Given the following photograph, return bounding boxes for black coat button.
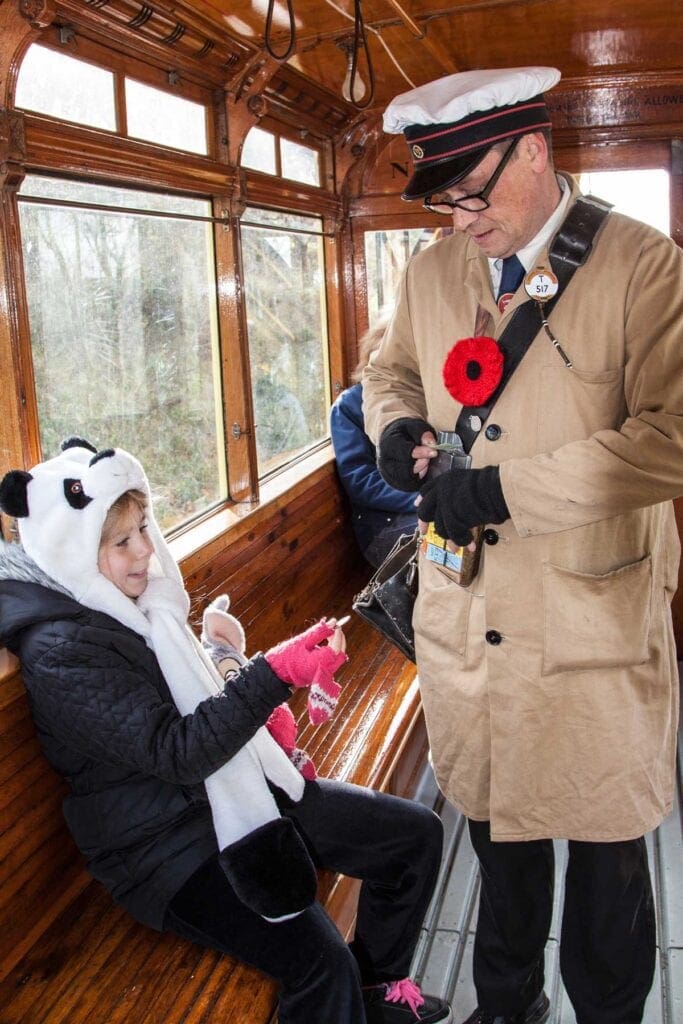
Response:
[486,630,502,645]
[483,529,499,545]
[485,424,502,441]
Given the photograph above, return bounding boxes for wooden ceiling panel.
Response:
[51,0,683,141]
[162,0,682,101]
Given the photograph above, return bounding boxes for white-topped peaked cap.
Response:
[383,67,561,200]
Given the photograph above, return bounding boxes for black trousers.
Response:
[165,779,443,1024]
[468,819,656,1024]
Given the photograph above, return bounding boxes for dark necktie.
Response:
[497,254,525,300]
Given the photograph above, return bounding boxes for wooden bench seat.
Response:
[0,465,426,1024]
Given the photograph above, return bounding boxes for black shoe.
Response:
[460,991,550,1024]
[363,978,452,1023]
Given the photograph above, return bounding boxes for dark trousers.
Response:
[165,779,443,1024]
[468,819,656,1024]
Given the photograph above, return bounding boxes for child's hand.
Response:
[265,704,317,780]
[265,619,348,724]
[265,619,347,686]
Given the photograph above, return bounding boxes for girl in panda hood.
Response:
[0,439,449,1024]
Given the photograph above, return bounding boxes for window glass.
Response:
[18,176,225,531]
[125,78,208,155]
[242,207,323,232]
[364,227,446,325]
[281,138,321,187]
[241,209,330,477]
[242,127,277,175]
[578,170,670,235]
[15,44,116,131]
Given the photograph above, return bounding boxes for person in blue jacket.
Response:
[331,320,417,568]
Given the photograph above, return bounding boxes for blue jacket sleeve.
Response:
[330,384,417,514]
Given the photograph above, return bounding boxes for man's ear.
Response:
[0,470,33,518]
[522,131,550,172]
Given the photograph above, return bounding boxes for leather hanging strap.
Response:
[456,194,612,454]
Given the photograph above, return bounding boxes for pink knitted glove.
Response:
[308,665,342,726]
[265,620,346,688]
[265,619,347,725]
[266,704,318,780]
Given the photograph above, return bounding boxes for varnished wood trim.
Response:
[169,445,335,568]
[243,168,341,219]
[24,112,237,193]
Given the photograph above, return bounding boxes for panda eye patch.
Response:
[63,478,93,510]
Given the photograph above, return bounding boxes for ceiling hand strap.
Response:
[265,0,296,60]
[349,0,375,109]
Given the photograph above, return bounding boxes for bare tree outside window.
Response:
[241,209,330,477]
[18,177,226,531]
[364,227,445,326]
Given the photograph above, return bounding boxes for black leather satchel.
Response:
[352,529,420,662]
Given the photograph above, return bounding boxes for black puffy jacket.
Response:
[0,544,291,929]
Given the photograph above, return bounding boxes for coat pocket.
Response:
[542,555,652,675]
[414,555,472,657]
[539,364,625,452]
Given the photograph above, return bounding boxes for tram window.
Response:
[17,176,226,532]
[242,127,278,175]
[579,169,670,235]
[15,44,116,131]
[364,227,445,326]
[125,78,208,156]
[242,127,321,187]
[241,208,330,478]
[281,138,321,187]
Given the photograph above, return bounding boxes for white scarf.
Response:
[135,574,305,854]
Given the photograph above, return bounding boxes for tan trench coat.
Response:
[362,181,683,842]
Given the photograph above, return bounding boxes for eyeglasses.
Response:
[423,137,519,216]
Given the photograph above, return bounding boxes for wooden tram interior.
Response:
[0,1,681,1021]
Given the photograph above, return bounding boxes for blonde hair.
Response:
[352,316,391,382]
[100,489,147,547]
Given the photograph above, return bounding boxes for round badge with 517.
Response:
[524,267,559,302]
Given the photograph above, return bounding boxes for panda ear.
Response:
[60,436,97,454]
[0,470,33,518]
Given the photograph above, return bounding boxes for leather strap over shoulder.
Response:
[455,194,612,454]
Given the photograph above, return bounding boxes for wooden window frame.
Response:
[16,33,216,156]
[240,115,330,193]
[349,209,444,360]
[8,39,345,556]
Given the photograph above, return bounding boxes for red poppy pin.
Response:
[443,336,504,407]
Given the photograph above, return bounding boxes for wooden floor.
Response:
[411,673,683,1024]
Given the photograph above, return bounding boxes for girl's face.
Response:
[98,503,154,599]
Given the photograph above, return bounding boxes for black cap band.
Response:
[402,95,551,200]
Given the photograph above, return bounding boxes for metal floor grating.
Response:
[410,675,683,1024]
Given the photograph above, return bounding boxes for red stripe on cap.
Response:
[414,122,552,164]
[409,101,548,145]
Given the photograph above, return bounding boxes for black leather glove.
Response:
[377,417,436,492]
[418,466,509,546]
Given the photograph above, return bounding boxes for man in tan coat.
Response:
[363,66,682,1024]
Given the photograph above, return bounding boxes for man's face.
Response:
[435,134,551,259]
